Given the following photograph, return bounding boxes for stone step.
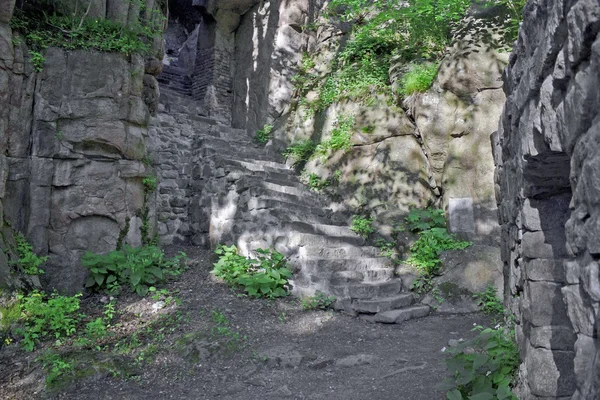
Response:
[373,305,431,324]
[161,64,188,75]
[331,279,403,299]
[296,257,394,273]
[201,140,281,162]
[241,203,334,225]
[287,232,366,248]
[235,176,310,196]
[298,245,382,259]
[219,157,290,172]
[331,268,394,285]
[352,294,415,314]
[249,188,325,209]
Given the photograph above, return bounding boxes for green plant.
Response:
[282,140,316,167]
[405,227,471,275]
[38,350,75,386]
[440,323,519,399]
[12,233,47,275]
[411,274,435,294]
[375,239,396,258]
[84,317,107,340]
[350,215,375,238]
[11,3,165,68]
[473,285,504,317]
[17,291,82,351]
[82,245,187,296]
[30,50,45,72]
[398,62,439,97]
[301,293,336,310]
[405,207,446,232]
[255,124,274,144]
[306,173,331,191]
[315,114,355,155]
[142,176,158,193]
[212,245,292,299]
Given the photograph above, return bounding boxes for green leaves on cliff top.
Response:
[11,6,164,63]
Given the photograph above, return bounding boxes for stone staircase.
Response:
[157,64,193,97]
[152,85,430,324]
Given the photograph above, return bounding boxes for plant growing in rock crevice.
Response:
[11,233,47,276]
[404,208,471,291]
[254,124,274,144]
[350,215,375,238]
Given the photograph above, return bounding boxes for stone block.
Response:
[524,281,571,327]
[524,258,565,282]
[573,334,600,399]
[526,346,576,397]
[352,294,414,314]
[562,285,596,337]
[373,305,430,324]
[522,231,569,259]
[448,197,476,234]
[530,325,576,351]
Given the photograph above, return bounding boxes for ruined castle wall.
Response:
[493,0,600,397]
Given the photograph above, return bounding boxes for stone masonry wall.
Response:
[493,0,600,397]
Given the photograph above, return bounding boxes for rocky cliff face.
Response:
[228,2,509,245]
[0,0,165,293]
[493,0,600,397]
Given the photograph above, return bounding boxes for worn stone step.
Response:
[297,257,394,273]
[331,268,394,285]
[287,232,366,248]
[221,157,290,172]
[235,176,310,196]
[298,245,382,259]
[352,294,415,314]
[374,305,431,324]
[241,203,334,226]
[331,279,403,299]
[201,140,281,162]
[286,221,357,238]
[248,188,325,209]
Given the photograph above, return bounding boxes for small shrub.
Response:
[38,351,75,386]
[440,323,519,399]
[302,293,336,310]
[30,51,45,72]
[82,245,187,296]
[398,63,439,97]
[473,285,504,316]
[315,114,355,155]
[142,176,158,193]
[403,207,471,278]
[405,227,471,276]
[17,291,82,351]
[255,124,274,144]
[12,233,47,276]
[350,215,375,238]
[306,173,331,191]
[282,140,316,167]
[212,245,292,299]
[375,239,396,258]
[405,207,446,232]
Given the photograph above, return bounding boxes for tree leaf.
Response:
[447,390,463,400]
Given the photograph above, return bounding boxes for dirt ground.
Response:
[0,245,491,400]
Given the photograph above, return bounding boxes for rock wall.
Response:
[493,0,600,397]
[249,6,509,242]
[0,0,165,293]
